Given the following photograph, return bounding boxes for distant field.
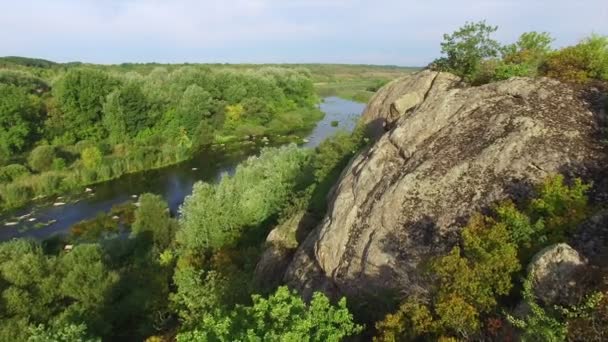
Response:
[305,64,421,103]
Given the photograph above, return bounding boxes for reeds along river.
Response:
[0,97,365,241]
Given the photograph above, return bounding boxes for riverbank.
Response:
[0,97,364,241]
[0,108,324,214]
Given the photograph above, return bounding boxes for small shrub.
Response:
[51,158,66,171]
[28,145,55,172]
[493,62,534,80]
[0,164,30,183]
[543,34,608,83]
[32,173,64,197]
[330,120,339,127]
[0,183,32,207]
[81,147,103,170]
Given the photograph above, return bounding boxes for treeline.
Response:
[0,122,368,341]
[0,63,321,210]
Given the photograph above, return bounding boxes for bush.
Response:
[178,144,311,252]
[28,145,55,172]
[51,158,66,171]
[31,173,64,197]
[81,147,103,170]
[543,34,608,83]
[0,164,30,183]
[0,183,32,207]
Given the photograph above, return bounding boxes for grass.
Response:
[310,65,420,103]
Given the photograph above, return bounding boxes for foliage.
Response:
[564,291,608,341]
[53,68,119,140]
[506,276,567,342]
[176,286,363,342]
[81,147,103,170]
[0,164,30,183]
[502,31,554,72]
[177,144,310,252]
[433,21,501,81]
[28,145,55,172]
[102,81,152,142]
[528,175,590,243]
[132,193,177,251]
[28,323,100,342]
[543,34,608,83]
[0,84,41,161]
[375,175,590,340]
[0,63,326,211]
[0,239,118,340]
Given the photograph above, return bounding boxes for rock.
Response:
[4,222,18,226]
[85,187,93,192]
[28,218,36,222]
[284,72,607,304]
[361,70,460,139]
[53,202,66,207]
[255,211,317,292]
[17,213,32,220]
[528,243,586,306]
[192,167,198,171]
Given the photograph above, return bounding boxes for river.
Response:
[0,97,365,241]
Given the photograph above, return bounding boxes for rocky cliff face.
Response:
[283,70,607,308]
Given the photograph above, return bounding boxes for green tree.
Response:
[53,68,119,140]
[28,323,100,342]
[81,147,103,170]
[502,32,554,63]
[176,286,363,342]
[132,193,177,251]
[174,85,214,144]
[0,84,41,161]
[28,145,55,172]
[434,21,501,81]
[102,81,151,142]
[177,144,310,252]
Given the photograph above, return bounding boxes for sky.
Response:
[0,0,606,66]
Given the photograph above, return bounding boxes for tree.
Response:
[132,193,177,251]
[53,68,119,140]
[177,145,310,252]
[176,286,363,342]
[28,323,100,342]
[102,81,151,142]
[502,32,554,63]
[81,147,103,170]
[434,21,501,80]
[28,145,55,172]
[0,84,41,161]
[174,85,214,141]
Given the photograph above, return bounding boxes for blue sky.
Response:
[1,0,606,66]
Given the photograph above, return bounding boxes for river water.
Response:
[0,97,365,241]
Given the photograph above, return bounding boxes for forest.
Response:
[0,61,324,211]
[0,20,607,342]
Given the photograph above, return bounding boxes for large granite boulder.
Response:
[528,243,586,306]
[284,71,607,306]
